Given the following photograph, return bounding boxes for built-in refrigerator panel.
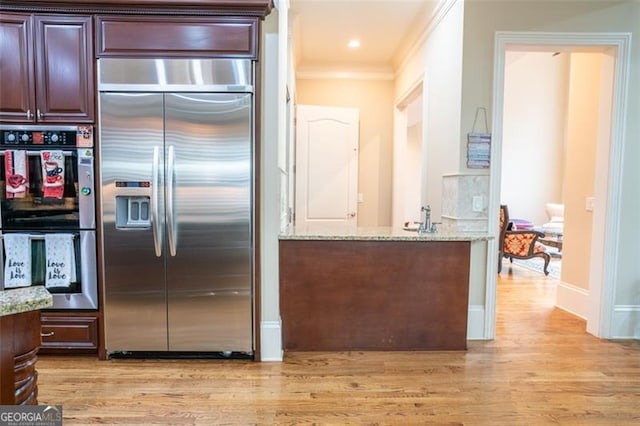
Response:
[99,57,255,355]
[100,92,168,351]
[164,93,252,352]
[98,58,253,92]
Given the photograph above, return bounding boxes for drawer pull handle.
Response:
[41,331,55,337]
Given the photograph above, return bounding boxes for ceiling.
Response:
[290,0,435,75]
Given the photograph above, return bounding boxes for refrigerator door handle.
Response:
[167,145,177,257]
[151,146,162,257]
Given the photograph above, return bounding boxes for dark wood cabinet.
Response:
[1,0,272,358]
[0,310,41,405]
[40,313,99,354]
[0,13,35,123]
[0,13,94,123]
[97,16,258,58]
[34,15,94,123]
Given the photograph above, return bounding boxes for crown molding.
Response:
[394,0,459,79]
[296,68,395,81]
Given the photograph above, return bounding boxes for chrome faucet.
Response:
[415,205,439,234]
[420,205,431,234]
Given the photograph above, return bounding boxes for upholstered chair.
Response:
[498,204,550,275]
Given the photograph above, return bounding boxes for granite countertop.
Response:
[0,286,53,317]
[279,225,492,242]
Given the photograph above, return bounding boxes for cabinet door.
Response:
[34,15,94,123]
[97,16,258,58]
[0,13,36,123]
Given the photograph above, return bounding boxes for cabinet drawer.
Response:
[97,16,258,58]
[40,315,98,353]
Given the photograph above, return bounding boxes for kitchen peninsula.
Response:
[279,226,489,351]
[0,286,52,405]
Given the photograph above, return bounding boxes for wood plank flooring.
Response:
[36,263,640,425]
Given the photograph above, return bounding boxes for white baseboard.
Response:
[611,306,640,339]
[467,305,486,340]
[262,302,630,356]
[555,285,640,339]
[260,320,283,361]
[556,282,589,319]
[261,309,489,360]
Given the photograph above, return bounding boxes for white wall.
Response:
[394,0,464,222]
[260,9,283,361]
[393,93,424,226]
[562,53,604,291]
[404,121,423,223]
[611,7,640,337]
[501,52,568,225]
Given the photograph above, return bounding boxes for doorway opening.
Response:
[487,32,631,340]
[393,80,425,226]
[501,49,613,299]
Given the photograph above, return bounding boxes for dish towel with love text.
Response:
[45,233,76,288]
[3,233,32,288]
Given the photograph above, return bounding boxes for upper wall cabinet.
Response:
[96,16,258,59]
[0,13,94,123]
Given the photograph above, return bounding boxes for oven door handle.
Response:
[151,146,162,257]
[166,145,177,257]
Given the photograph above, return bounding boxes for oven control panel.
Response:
[2,130,76,146]
[0,126,93,148]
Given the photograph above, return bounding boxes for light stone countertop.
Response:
[279,225,492,242]
[0,286,53,317]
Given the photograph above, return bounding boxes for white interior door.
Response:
[295,105,359,229]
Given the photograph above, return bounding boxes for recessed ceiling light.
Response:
[347,39,361,49]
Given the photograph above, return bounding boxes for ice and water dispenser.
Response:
[114,181,152,229]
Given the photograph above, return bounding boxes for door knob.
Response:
[348,212,356,218]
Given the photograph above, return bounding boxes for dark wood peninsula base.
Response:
[0,287,51,405]
[0,310,41,405]
[279,239,471,351]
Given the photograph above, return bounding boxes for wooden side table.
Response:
[538,234,563,256]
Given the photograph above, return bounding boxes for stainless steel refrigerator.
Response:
[98,59,254,355]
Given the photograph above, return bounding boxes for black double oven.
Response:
[0,125,97,309]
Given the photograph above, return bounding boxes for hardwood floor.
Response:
[37,263,640,425]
